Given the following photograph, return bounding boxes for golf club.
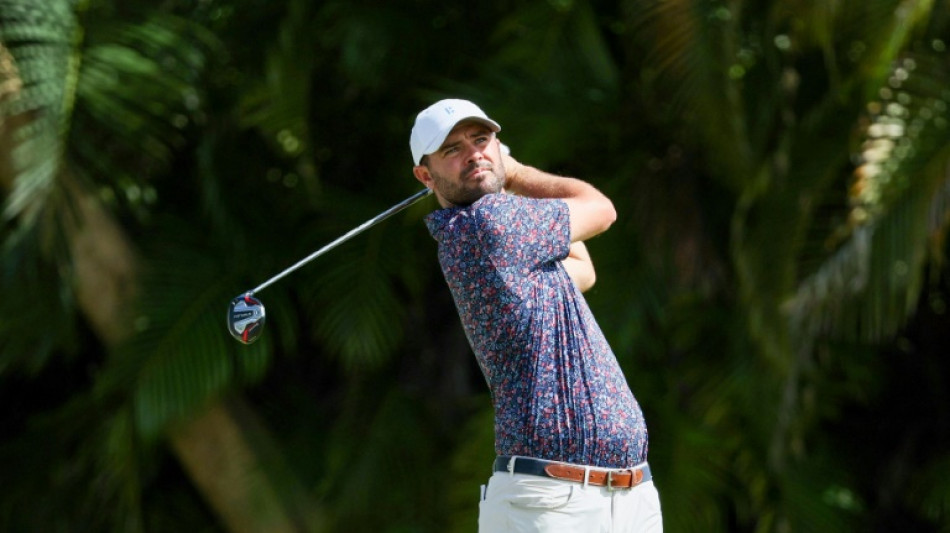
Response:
[227,188,433,344]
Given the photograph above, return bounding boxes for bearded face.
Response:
[413,122,507,208]
[425,156,506,206]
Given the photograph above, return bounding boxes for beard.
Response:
[430,159,506,206]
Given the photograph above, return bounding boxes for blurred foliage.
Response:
[2,0,950,532]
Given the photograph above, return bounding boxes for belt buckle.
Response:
[607,469,640,491]
[606,470,628,492]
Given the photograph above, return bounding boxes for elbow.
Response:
[598,197,617,234]
[568,192,617,241]
[570,264,596,293]
[580,269,596,293]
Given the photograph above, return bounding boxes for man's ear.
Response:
[412,165,433,188]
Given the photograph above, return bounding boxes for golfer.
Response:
[410,99,662,532]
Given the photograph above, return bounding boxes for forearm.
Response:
[502,153,617,242]
[503,155,591,200]
[562,241,596,292]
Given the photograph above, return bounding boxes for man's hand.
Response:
[501,151,525,191]
[499,150,616,243]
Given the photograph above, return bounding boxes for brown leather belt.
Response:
[493,456,652,491]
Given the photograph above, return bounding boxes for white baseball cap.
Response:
[410,99,501,165]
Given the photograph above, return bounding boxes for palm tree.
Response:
[2,0,476,530]
[4,0,949,531]
[0,1,323,530]
[607,0,950,530]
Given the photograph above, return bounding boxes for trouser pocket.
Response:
[506,477,576,510]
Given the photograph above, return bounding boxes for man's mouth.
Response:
[465,163,492,180]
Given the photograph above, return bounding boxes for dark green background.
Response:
[1,0,949,531]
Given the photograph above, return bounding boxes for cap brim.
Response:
[420,116,501,161]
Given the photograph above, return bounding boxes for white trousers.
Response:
[478,471,663,532]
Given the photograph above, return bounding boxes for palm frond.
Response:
[624,0,936,195]
[0,0,78,223]
[489,0,619,88]
[118,238,274,440]
[71,12,219,217]
[623,0,757,189]
[296,196,422,372]
[307,254,406,371]
[1,3,219,221]
[320,385,446,530]
[0,220,78,373]
[237,0,318,194]
[1,3,221,373]
[789,49,950,342]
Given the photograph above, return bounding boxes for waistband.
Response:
[493,455,652,491]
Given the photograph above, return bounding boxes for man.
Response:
[410,99,662,532]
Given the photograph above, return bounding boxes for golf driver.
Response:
[227,188,433,344]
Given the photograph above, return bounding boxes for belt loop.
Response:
[507,456,517,477]
[583,466,591,488]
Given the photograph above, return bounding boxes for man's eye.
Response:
[444,146,459,156]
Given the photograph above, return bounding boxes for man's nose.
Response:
[463,142,485,164]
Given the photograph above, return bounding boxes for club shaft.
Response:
[250,188,432,294]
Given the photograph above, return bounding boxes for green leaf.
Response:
[123,242,272,440]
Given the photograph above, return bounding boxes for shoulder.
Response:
[437,194,512,228]
[426,194,566,237]
[424,196,499,238]
[470,196,570,242]
[478,194,568,227]
[472,193,564,219]
[470,192,514,213]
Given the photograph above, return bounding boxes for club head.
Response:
[227,293,266,344]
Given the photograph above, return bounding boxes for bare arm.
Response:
[502,152,616,242]
[562,241,596,292]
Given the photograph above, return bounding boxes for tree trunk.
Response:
[64,175,321,532]
[2,47,319,531]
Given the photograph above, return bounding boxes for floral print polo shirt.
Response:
[425,193,648,468]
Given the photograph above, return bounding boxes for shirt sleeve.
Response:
[473,194,571,271]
